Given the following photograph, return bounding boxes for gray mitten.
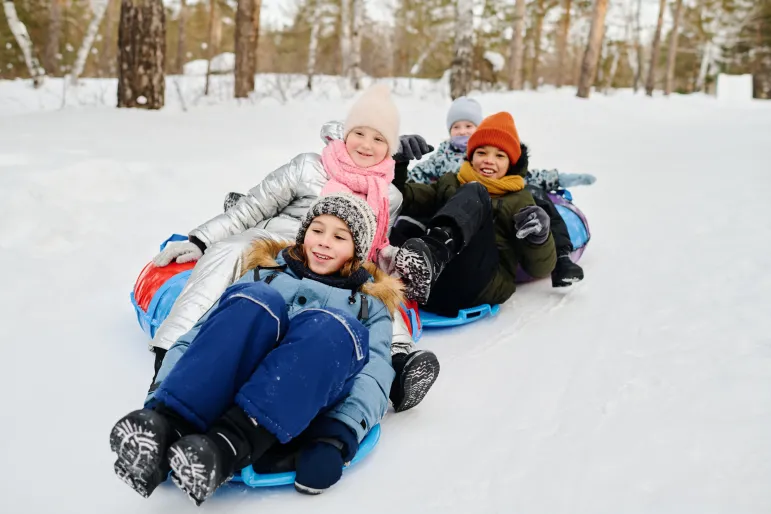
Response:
[514,206,550,245]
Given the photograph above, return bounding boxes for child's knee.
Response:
[294,308,369,361]
[222,281,286,317]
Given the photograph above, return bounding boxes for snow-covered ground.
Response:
[1,77,770,514]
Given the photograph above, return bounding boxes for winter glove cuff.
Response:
[189,236,207,254]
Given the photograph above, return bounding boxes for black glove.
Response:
[393,134,434,163]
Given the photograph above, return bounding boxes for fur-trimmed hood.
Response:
[242,239,404,315]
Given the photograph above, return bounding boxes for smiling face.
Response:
[471,145,511,180]
[345,127,390,168]
[449,121,477,137]
[302,214,356,275]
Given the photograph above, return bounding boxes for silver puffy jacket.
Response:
[152,122,415,354]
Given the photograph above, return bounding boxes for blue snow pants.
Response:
[152,282,370,443]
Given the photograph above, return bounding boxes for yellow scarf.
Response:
[457,161,525,197]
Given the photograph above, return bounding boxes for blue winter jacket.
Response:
[149,240,402,443]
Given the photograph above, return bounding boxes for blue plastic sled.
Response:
[232,424,381,487]
[419,304,501,328]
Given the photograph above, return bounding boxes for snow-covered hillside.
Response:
[1,78,770,514]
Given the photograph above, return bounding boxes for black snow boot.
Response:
[396,226,457,304]
[551,254,584,287]
[110,406,192,498]
[390,350,441,413]
[223,192,244,212]
[168,406,277,506]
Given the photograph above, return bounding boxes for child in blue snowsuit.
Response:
[110,193,403,504]
[398,97,592,287]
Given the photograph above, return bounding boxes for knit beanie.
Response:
[296,193,378,262]
[446,96,483,132]
[344,83,401,156]
[466,112,522,166]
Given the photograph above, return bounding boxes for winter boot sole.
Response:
[294,482,326,495]
[395,239,435,304]
[109,411,169,498]
[394,351,440,413]
[168,435,227,506]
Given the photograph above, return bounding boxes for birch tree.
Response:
[340,0,351,76]
[306,0,323,90]
[576,0,609,98]
[664,0,685,95]
[3,0,46,86]
[70,0,111,84]
[645,0,667,96]
[350,0,363,89]
[450,0,474,99]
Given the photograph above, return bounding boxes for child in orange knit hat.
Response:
[390,112,562,315]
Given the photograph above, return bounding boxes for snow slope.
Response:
[1,80,770,514]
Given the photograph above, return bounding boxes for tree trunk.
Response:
[350,0,363,89]
[117,0,165,109]
[175,0,187,74]
[530,0,545,90]
[450,0,474,99]
[234,0,256,98]
[252,0,261,75]
[576,0,609,99]
[3,0,46,86]
[71,0,111,84]
[306,0,322,90]
[696,40,713,92]
[645,0,666,96]
[507,0,526,90]
[45,0,63,75]
[632,0,643,92]
[555,0,572,88]
[99,0,117,77]
[664,0,684,96]
[339,0,351,76]
[204,0,216,96]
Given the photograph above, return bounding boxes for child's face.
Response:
[345,127,389,168]
[449,121,477,137]
[471,145,510,180]
[303,215,356,275]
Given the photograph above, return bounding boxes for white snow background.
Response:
[1,76,770,514]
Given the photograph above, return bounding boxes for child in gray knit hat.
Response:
[406,97,597,190]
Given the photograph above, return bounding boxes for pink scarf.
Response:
[321,140,394,261]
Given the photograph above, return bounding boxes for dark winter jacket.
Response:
[395,144,557,305]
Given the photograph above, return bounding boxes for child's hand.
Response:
[294,418,359,494]
[393,135,434,163]
[152,241,203,267]
[514,206,550,245]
